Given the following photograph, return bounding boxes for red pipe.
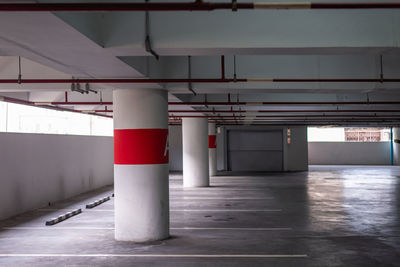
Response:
[1,78,400,84]
[3,95,398,124]
[168,109,400,113]
[38,100,400,106]
[221,56,225,79]
[209,118,400,122]
[1,96,112,119]
[0,78,246,84]
[169,101,400,106]
[168,115,400,118]
[1,2,400,12]
[271,78,400,83]
[100,109,400,114]
[0,2,253,12]
[50,101,113,105]
[311,3,400,9]
[208,122,400,126]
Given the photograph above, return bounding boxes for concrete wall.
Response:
[284,126,309,171]
[168,125,308,172]
[169,125,182,171]
[0,132,113,220]
[308,142,391,165]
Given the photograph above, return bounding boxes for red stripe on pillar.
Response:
[114,129,168,165]
[209,135,217,148]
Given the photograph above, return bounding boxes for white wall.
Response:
[0,132,113,220]
[308,142,391,165]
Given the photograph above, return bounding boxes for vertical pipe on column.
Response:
[113,88,169,242]
[391,127,394,166]
[183,118,209,187]
[208,122,217,176]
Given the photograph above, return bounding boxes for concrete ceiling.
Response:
[1,0,400,126]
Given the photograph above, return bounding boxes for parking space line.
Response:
[0,254,308,258]
[170,197,274,200]
[2,227,292,231]
[38,209,282,212]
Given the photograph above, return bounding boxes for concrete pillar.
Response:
[208,122,217,176]
[182,118,209,187]
[393,127,400,165]
[113,88,169,242]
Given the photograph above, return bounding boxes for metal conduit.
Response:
[167,115,400,118]
[169,101,400,105]
[167,109,400,113]
[92,109,400,114]
[0,2,400,12]
[207,119,400,123]
[35,101,400,106]
[2,96,399,124]
[0,96,112,119]
[1,78,400,84]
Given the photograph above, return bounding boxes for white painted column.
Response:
[113,88,169,242]
[208,122,217,176]
[182,118,209,187]
[393,127,400,165]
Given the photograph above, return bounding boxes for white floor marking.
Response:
[2,227,114,230]
[171,227,291,231]
[0,254,308,258]
[171,209,282,212]
[169,197,273,200]
[38,209,282,212]
[173,189,268,191]
[2,227,292,231]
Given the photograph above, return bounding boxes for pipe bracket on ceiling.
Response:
[232,0,238,11]
[17,56,22,84]
[145,0,159,60]
[188,56,196,95]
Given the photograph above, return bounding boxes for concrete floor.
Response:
[0,165,399,266]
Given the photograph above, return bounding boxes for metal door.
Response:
[228,130,283,171]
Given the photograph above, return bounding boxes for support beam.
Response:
[113,88,169,242]
[182,118,209,187]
